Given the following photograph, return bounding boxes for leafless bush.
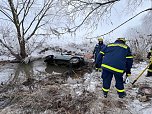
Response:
[0,79,97,114]
[126,27,152,62]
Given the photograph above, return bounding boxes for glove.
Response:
[96,68,102,72]
[95,64,100,68]
[95,64,102,72]
[126,70,131,77]
[126,73,131,77]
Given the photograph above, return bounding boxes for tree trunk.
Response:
[20,40,27,59]
[8,0,27,60]
[17,32,27,59]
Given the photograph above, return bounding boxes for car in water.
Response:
[44,53,86,69]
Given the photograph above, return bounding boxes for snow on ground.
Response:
[0,41,152,113]
[83,62,152,114]
[127,62,152,114]
[0,60,152,113]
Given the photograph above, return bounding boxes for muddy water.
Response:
[0,60,96,114]
[0,60,73,84]
[45,64,69,74]
[0,60,136,114]
[0,62,17,84]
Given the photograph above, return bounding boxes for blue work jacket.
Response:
[93,43,106,62]
[96,40,133,74]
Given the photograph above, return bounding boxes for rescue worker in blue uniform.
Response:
[96,38,133,98]
[93,37,106,70]
[146,46,152,77]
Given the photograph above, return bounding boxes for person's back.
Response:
[96,38,133,98]
[101,40,132,73]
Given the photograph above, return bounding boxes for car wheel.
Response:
[44,55,54,63]
[69,57,80,65]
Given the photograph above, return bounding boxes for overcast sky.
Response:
[56,0,152,44]
[91,0,152,42]
[0,0,151,45]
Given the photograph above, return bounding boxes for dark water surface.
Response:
[0,60,72,84]
[0,60,85,84]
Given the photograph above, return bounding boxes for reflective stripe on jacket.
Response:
[96,40,133,74]
[93,43,106,55]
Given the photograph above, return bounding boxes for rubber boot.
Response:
[118,92,126,98]
[103,91,108,98]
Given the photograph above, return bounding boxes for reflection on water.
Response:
[9,63,34,84]
[0,60,87,85]
[0,63,16,84]
[0,60,46,84]
[45,64,69,74]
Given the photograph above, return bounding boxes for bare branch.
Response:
[73,0,120,5]
[17,0,29,16]
[19,0,35,38]
[26,0,54,40]
[99,8,152,37]
[68,0,119,32]
[70,4,101,32]
[0,8,14,22]
[8,0,21,35]
[86,8,152,39]
[0,39,20,59]
[0,17,12,22]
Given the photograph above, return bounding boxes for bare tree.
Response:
[0,0,123,61]
[0,0,151,61]
[0,0,55,60]
[0,24,20,59]
[124,0,152,61]
[44,0,121,37]
[57,0,120,33]
[126,27,152,62]
[49,0,150,38]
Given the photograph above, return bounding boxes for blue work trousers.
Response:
[101,69,124,95]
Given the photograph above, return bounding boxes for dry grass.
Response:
[0,74,97,114]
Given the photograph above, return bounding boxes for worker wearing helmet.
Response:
[93,37,106,63]
[96,38,133,98]
[146,46,152,77]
